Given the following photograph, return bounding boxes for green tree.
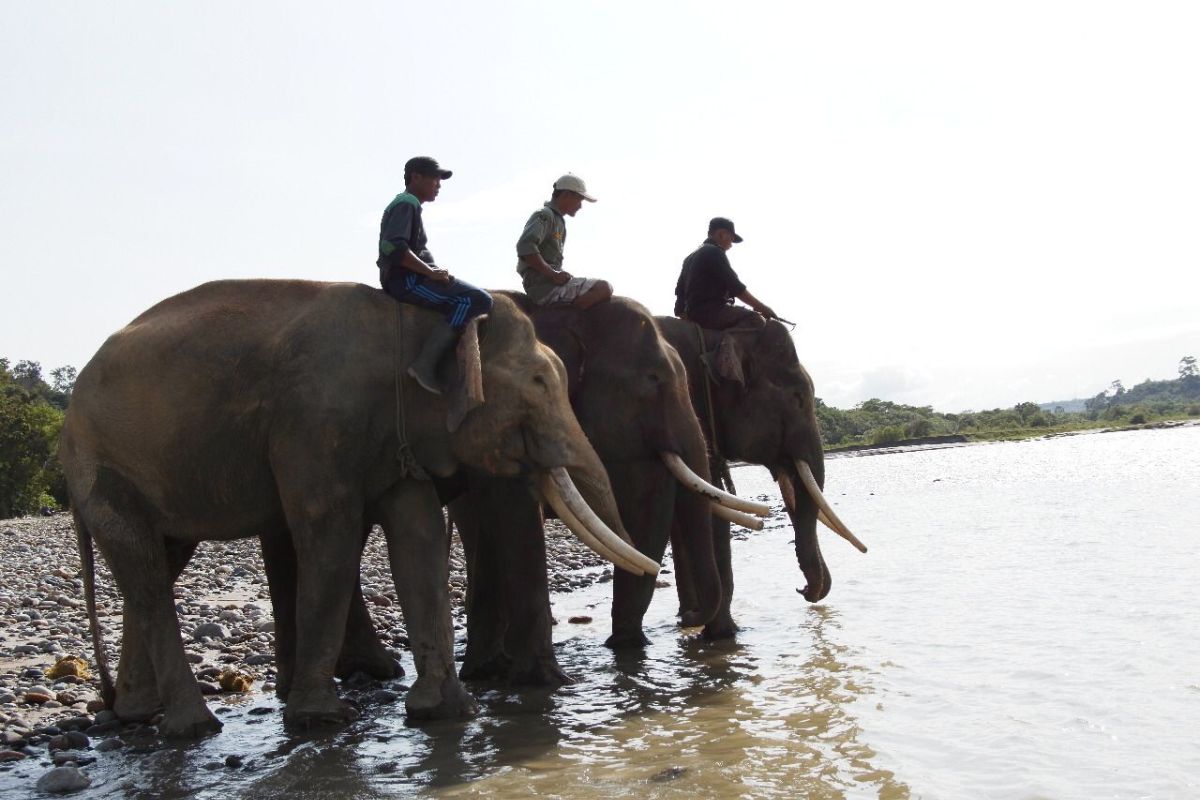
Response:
[1180,355,1198,380]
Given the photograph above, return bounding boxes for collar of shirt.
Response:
[544,201,565,220]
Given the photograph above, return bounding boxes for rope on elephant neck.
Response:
[692,322,735,494]
[393,303,429,481]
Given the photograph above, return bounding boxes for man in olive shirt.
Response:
[515,174,612,309]
[674,217,776,330]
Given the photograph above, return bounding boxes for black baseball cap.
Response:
[404,156,453,180]
[709,217,743,243]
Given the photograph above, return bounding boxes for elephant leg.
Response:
[702,516,739,640]
[259,529,298,700]
[380,479,478,720]
[337,568,405,682]
[82,482,219,738]
[670,523,699,620]
[113,538,197,719]
[277,499,363,728]
[457,475,567,686]
[454,489,512,682]
[605,462,675,650]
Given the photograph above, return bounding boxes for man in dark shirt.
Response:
[674,217,775,330]
[378,156,493,394]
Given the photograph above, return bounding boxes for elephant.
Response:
[655,316,867,639]
[58,279,656,738]
[447,295,766,685]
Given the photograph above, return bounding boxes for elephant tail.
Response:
[72,507,115,708]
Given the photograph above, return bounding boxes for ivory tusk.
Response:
[711,502,764,531]
[547,468,661,575]
[781,471,846,535]
[541,477,647,576]
[795,460,868,553]
[660,452,770,516]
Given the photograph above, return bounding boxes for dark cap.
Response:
[708,217,743,243]
[404,156,453,180]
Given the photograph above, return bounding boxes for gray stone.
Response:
[193,622,229,640]
[36,765,91,793]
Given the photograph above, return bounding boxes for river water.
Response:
[25,426,1200,798]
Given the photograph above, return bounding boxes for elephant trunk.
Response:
[778,465,832,603]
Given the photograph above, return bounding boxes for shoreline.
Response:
[0,515,608,791]
[823,418,1199,459]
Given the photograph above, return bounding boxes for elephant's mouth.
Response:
[778,460,867,603]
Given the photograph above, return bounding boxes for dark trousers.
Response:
[383,269,493,330]
[686,304,765,332]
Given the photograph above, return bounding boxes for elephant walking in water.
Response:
[58,280,654,737]
[449,296,767,685]
[656,317,867,639]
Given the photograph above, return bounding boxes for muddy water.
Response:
[45,426,1200,798]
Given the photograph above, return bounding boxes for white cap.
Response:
[553,174,597,202]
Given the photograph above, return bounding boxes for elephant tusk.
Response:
[711,502,764,531]
[795,460,868,554]
[542,479,648,576]
[660,452,770,516]
[544,468,661,576]
[780,472,840,534]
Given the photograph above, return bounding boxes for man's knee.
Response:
[475,289,494,315]
[575,280,613,309]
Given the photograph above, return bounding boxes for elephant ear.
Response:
[446,315,486,432]
[713,332,747,386]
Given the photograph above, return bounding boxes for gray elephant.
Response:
[449,296,764,685]
[656,317,866,639]
[58,280,654,738]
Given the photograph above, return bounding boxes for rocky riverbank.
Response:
[0,513,610,794]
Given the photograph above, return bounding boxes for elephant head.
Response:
[657,316,864,616]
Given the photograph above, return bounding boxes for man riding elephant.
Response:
[674,217,776,330]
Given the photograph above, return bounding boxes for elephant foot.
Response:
[459,652,511,683]
[702,613,739,641]
[678,609,709,628]
[604,630,651,649]
[284,684,360,730]
[158,703,222,739]
[506,658,573,688]
[337,637,405,682]
[405,675,479,721]
[113,686,162,722]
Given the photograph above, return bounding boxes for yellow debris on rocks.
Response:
[219,669,254,693]
[45,655,90,680]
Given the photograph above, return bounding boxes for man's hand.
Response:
[758,304,777,320]
[553,270,572,286]
[429,267,453,284]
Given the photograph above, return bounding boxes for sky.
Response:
[2,1,1197,412]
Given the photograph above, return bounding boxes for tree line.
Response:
[817,356,1200,448]
[2,355,1197,517]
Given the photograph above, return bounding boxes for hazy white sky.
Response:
[3,1,1197,411]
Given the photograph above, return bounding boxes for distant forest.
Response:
[817,356,1200,448]
[2,355,1198,517]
